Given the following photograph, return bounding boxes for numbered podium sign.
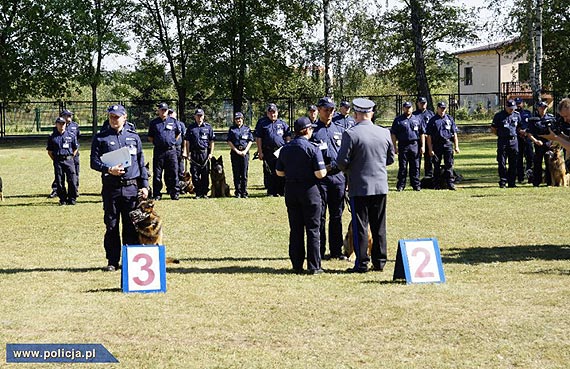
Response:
[393,238,445,284]
[122,245,167,293]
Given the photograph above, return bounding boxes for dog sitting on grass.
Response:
[210,156,230,197]
[546,143,569,187]
[129,197,180,264]
[342,220,373,259]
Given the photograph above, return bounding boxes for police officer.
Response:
[90,105,149,271]
[49,109,81,198]
[426,102,460,190]
[185,108,215,198]
[148,102,181,200]
[391,101,422,191]
[335,98,394,273]
[491,99,521,188]
[332,100,356,127]
[276,117,327,275]
[412,97,435,177]
[227,112,254,198]
[255,103,291,197]
[307,105,318,125]
[515,97,534,183]
[540,98,570,152]
[311,96,350,260]
[47,117,79,205]
[169,109,187,183]
[100,115,136,132]
[526,101,554,187]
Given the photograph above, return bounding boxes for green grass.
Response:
[0,135,569,369]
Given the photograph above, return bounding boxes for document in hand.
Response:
[100,146,132,168]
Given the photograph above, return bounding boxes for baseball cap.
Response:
[403,101,412,108]
[340,101,351,108]
[352,98,375,113]
[194,108,204,115]
[514,97,523,104]
[234,112,244,119]
[294,116,317,132]
[54,117,65,124]
[417,97,427,103]
[437,101,447,108]
[317,97,335,108]
[266,103,278,112]
[157,102,169,110]
[537,101,548,108]
[506,99,516,108]
[308,105,317,111]
[61,109,73,116]
[107,105,126,116]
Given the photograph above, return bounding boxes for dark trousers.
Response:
[517,136,534,182]
[433,141,455,188]
[317,173,345,257]
[153,148,179,197]
[396,142,421,189]
[101,183,139,266]
[51,153,80,192]
[263,150,285,196]
[190,150,210,196]
[230,151,249,196]
[533,143,552,186]
[422,150,433,177]
[285,183,322,271]
[54,158,78,203]
[350,195,387,271]
[497,137,519,187]
[176,145,184,181]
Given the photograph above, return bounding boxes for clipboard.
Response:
[100,146,132,168]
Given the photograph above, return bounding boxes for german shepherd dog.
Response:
[342,220,373,259]
[179,170,195,195]
[0,176,3,201]
[210,156,231,197]
[129,197,180,264]
[546,143,570,187]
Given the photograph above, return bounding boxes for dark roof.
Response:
[452,39,518,56]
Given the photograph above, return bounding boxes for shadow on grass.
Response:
[442,244,570,264]
[167,265,294,274]
[178,256,289,262]
[84,287,122,293]
[0,267,103,274]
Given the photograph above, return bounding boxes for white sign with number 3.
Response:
[122,245,166,293]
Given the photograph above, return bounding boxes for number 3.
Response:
[132,253,155,286]
[412,247,435,278]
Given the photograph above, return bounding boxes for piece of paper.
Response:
[100,146,131,168]
[273,146,282,158]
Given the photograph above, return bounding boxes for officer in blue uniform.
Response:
[307,105,318,125]
[90,105,149,271]
[100,117,136,132]
[169,109,187,183]
[310,96,350,260]
[391,101,422,191]
[412,97,435,177]
[185,108,215,198]
[227,112,254,198]
[255,103,291,196]
[47,117,79,205]
[332,100,356,127]
[148,102,181,200]
[526,101,554,187]
[426,102,460,190]
[49,109,81,198]
[491,99,521,188]
[276,117,327,275]
[515,98,534,183]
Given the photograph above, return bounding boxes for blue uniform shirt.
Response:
[66,121,81,139]
[332,112,356,128]
[227,124,254,150]
[413,109,435,133]
[492,110,521,138]
[310,119,348,166]
[185,122,215,152]
[175,119,186,147]
[254,117,290,150]
[517,109,532,130]
[90,127,149,187]
[276,136,325,183]
[426,114,458,143]
[148,116,181,150]
[47,129,78,156]
[527,113,555,143]
[390,114,422,144]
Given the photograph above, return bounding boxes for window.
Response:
[518,63,529,82]
[464,67,473,86]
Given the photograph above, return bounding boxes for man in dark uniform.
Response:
[276,117,327,275]
[227,112,254,198]
[47,117,79,205]
[185,108,215,198]
[491,99,521,188]
[148,102,181,200]
[90,105,149,271]
[426,102,460,190]
[49,109,81,198]
[307,105,318,125]
[412,97,435,177]
[311,97,350,260]
[169,108,186,183]
[526,101,554,187]
[391,101,422,191]
[336,98,394,273]
[332,100,356,127]
[515,97,534,183]
[255,103,291,197]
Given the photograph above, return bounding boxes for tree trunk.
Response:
[323,0,333,97]
[533,0,543,105]
[91,82,98,134]
[527,0,536,104]
[410,0,432,110]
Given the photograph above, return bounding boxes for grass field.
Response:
[0,134,569,368]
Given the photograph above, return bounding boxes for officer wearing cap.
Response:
[48,109,81,198]
[100,109,136,132]
[426,102,460,190]
[310,96,350,260]
[332,100,356,127]
[526,101,554,187]
[307,105,318,125]
[168,109,187,183]
[515,98,534,183]
[539,98,570,153]
[276,117,327,275]
[227,112,254,198]
[336,98,394,273]
[148,102,181,200]
[391,101,422,191]
[491,99,521,188]
[90,104,149,271]
[185,108,215,198]
[412,97,435,177]
[47,117,79,205]
[255,103,291,196]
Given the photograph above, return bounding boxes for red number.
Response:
[412,247,435,278]
[132,253,155,286]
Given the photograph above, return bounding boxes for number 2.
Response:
[132,253,155,286]
[412,247,435,278]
